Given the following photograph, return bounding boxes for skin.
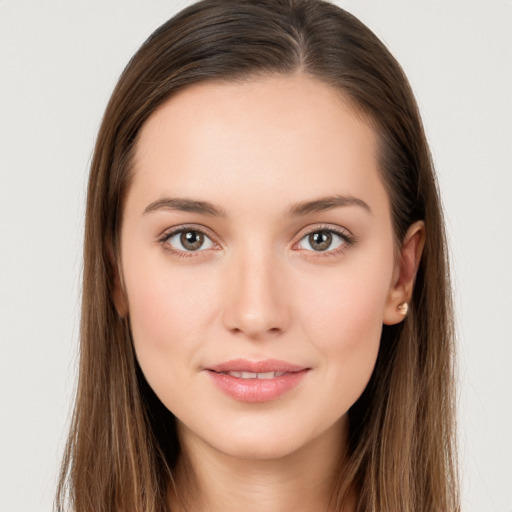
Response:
[114,73,424,512]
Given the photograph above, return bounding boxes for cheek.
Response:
[294,261,392,406]
[129,279,205,344]
[296,254,391,341]
[124,259,219,398]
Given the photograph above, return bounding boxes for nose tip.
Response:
[228,311,283,338]
[221,254,290,339]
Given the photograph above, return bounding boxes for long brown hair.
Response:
[56,1,458,510]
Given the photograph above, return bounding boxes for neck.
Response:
[167,417,356,512]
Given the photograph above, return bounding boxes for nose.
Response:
[221,247,291,339]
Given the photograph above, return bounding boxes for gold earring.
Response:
[397,302,408,316]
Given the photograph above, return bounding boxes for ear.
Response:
[108,242,129,318]
[383,220,425,325]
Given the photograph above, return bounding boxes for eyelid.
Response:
[294,223,353,241]
[159,223,217,240]
[158,224,221,257]
[292,223,355,256]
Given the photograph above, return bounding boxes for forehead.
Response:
[129,73,387,217]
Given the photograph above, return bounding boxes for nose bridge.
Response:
[222,241,290,338]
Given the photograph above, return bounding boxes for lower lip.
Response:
[206,370,309,402]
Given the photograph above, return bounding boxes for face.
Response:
[117,74,409,461]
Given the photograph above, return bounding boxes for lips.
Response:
[220,370,287,379]
[205,359,310,402]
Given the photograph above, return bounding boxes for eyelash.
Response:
[158,224,356,260]
[295,224,355,258]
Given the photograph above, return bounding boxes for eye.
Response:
[295,226,353,255]
[161,227,216,255]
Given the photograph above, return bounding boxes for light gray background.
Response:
[1,1,511,511]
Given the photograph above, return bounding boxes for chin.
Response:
[179,415,314,461]
[211,432,307,461]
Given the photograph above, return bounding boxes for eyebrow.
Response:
[144,197,228,217]
[143,194,371,217]
[287,194,372,216]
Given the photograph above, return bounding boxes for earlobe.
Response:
[383,221,425,325]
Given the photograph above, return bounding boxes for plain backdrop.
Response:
[0,1,511,511]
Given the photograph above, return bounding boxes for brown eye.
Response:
[180,230,204,251]
[308,231,332,251]
[163,229,215,253]
[296,228,349,253]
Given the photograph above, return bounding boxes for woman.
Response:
[56,0,458,510]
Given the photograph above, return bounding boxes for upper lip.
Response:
[206,358,309,373]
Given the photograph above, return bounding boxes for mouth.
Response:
[205,359,310,402]
[206,358,308,374]
[215,370,288,379]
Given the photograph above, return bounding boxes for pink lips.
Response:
[205,358,310,402]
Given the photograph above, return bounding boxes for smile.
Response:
[205,359,310,402]
[218,371,287,379]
